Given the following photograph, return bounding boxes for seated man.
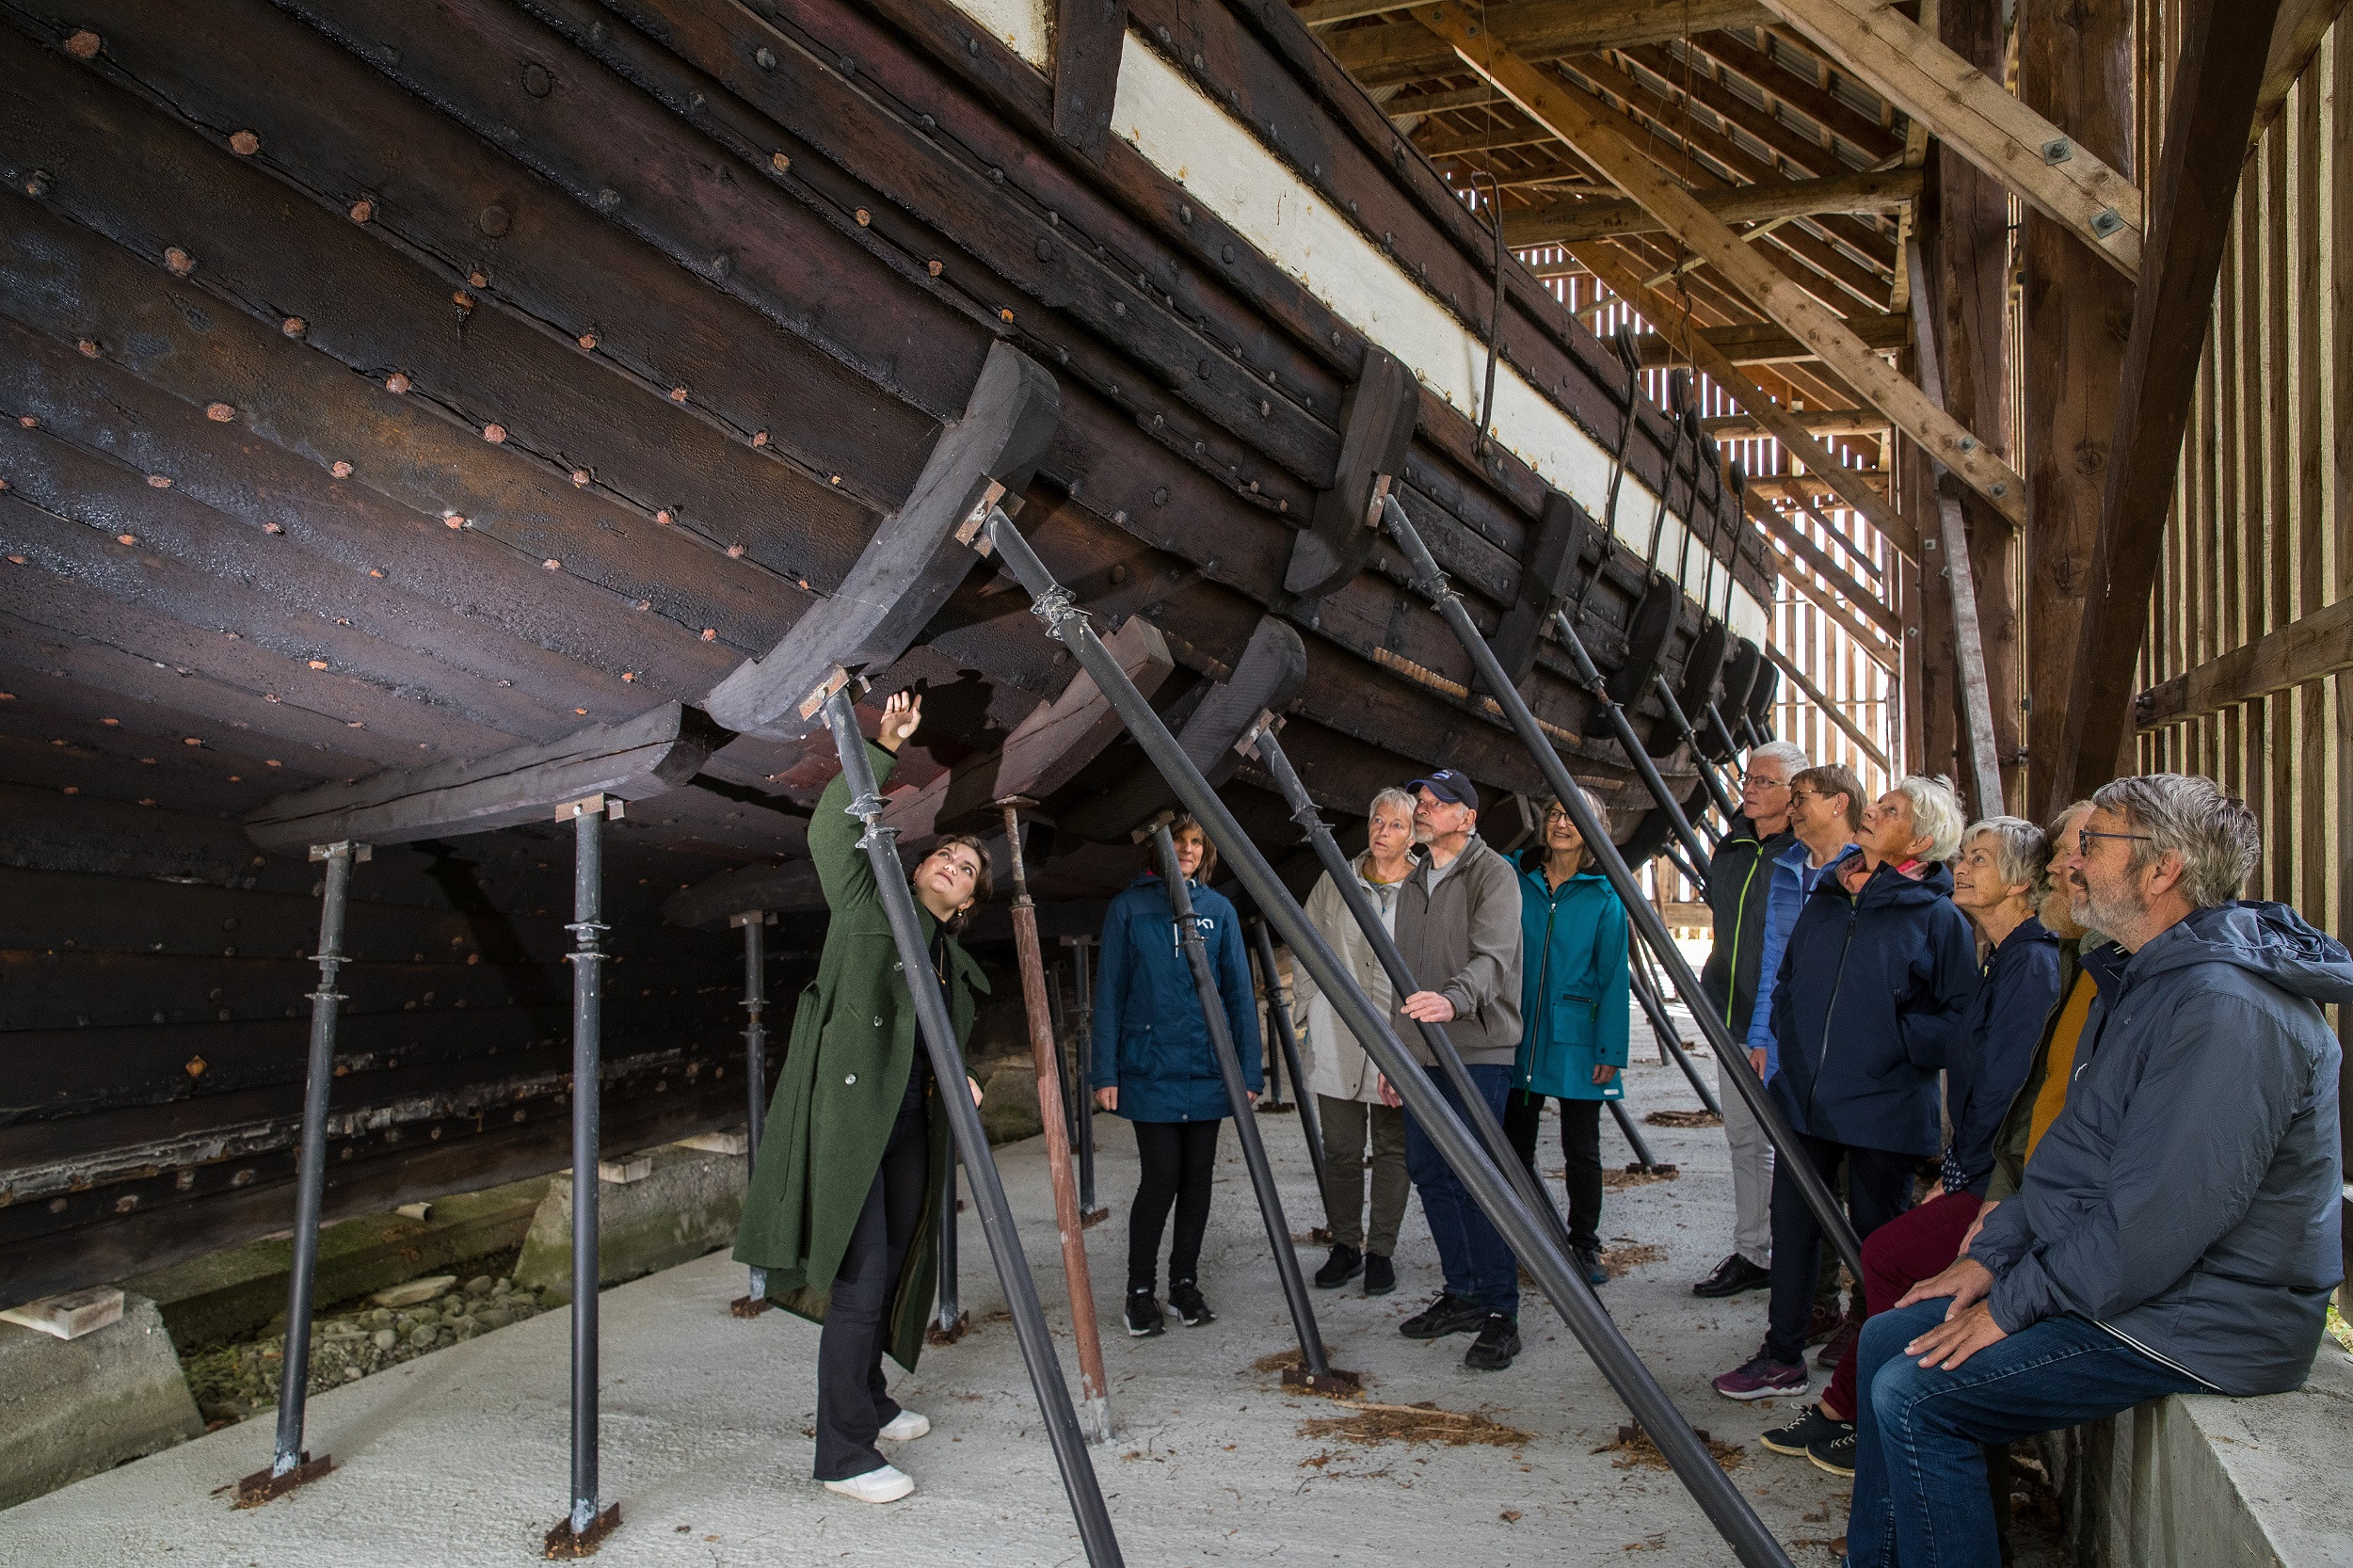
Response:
[1845,775,2349,1568]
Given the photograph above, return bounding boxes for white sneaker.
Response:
[877,1409,931,1442]
[823,1464,914,1504]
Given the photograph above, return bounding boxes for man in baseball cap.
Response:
[1403,769,1480,813]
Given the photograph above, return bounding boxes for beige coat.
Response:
[1291,851,1406,1104]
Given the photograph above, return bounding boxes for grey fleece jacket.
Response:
[1389,834,1524,1067]
[1969,900,2349,1396]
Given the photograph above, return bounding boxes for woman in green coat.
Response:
[732,690,991,1506]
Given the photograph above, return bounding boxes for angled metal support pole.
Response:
[1246,920,1326,1198]
[235,838,368,1507]
[1651,674,1740,826]
[1147,822,1354,1394]
[980,505,1795,1568]
[1706,700,1750,766]
[1605,1099,1671,1174]
[815,681,1124,1568]
[933,1148,967,1343]
[1548,612,1711,872]
[1628,946,1725,1117]
[1382,494,1861,1286]
[1062,935,1106,1224]
[1244,722,1573,1258]
[730,909,774,1317]
[547,793,620,1557]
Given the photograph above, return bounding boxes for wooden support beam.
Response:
[246,703,730,854]
[1766,645,1891,771]
[1571,246,1922,558]
[1505,168,1919,246]
[1751,504,1901,635]
[1760,539,1901,669]
[1633,314,1913,366]
[1746,471,1890,503]
[1705,408,1887,440]
[2135,595,2353,729]
[1751,0,2144,279]
[1051,0,1127,163]
[2251,0,2350,145]
[1330,0,1777,86]
[2055,0,2282,807]
[1423,11,2028,525]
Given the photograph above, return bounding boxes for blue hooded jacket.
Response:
[1089,873,1262,1123]
[1941,914,2063,1195]
[1743,837,1856,1079]
[1971,901,2348,1396]
[1767,851,1978,1156]
[1513,851,1630,1101]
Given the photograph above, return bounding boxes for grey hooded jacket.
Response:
[1390,834,1524,1068]
[1969,901,2348,1396]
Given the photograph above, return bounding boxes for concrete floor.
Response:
[2,1049,1924,1567]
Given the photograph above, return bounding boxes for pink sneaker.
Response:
[1713,1348,1810,1401]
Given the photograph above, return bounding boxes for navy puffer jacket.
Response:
[1767,852,1978,1156]
[1089,873,1262,1123]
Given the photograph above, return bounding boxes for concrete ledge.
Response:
[2049,1343,2353,1566]
[513,1143,748,1300]
[0,1293,202,1511]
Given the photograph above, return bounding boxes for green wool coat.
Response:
[731,743,989,1372]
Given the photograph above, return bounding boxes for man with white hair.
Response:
[1690,738,1811,1300]
[1843,775,2348,1567]
[1713,776,1977,1400]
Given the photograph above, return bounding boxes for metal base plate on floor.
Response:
[1257,1099,1295,1114]
[543,1502,622,1558]
[1080,1208,1110,1227]
[1624,1161,1679,1176]
[926,1310,970,1347]
[233,1451,334,1508]
[728,1294,773,1319]
[1281,1367,1364,1395]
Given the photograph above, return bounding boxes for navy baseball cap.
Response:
[1404,770,1480,811]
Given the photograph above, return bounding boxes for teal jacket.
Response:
[1513,851,1630,1101]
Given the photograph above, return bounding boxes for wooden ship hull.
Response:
[0,0,1774,1305]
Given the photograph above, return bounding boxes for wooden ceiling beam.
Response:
[1629,313,1911,365]
[1750,0,2143,278]
[2250,0,2351,145]
[1706,407,1887,439]
[1420,8,2022,524]
[1329,0,1777,86]
[1504,167,1918,244]
[1687,29,1900,155]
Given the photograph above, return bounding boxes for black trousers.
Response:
[813,1082,929,1481]
[1127,1119,1221,1292]
[1764,1130,1913,1365]
[1503,1089,1605,1251]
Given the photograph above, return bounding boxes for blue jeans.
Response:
[1847,1301,2201,1567]
[1401,1063,1517,1318]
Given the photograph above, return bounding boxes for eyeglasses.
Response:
[1787,789,1821,806]
[2077,829,2154,856]
[1543,807,1577,824]
[1740,775,1790,791]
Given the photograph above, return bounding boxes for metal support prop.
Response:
[548,795,619,1556]
[236,839,368,1507]
[816,685,1124,1568]
[1549,611,1711,872]
[1258,975,1289,1109]
[1149,824,1353,1394]
[1245,725,1572,1258]
[1380,493,1863,1286]
[1705,701,1749,767]
[1628,947,1725,1118]
[1605,1098,1670,1173]
[980,504,1794,1568]
[1246,920,1326,1198]
[1062,935,1105,1223]
[934,1146,967,1343]
[1651,674,1740,825]
[731,911,774,1316]
[1000,801,1113,1443]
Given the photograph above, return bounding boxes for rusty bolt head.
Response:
[569,468,589,486]
[483,422,506,443]
[138,797,156,808]
[102,717,120,726]
[926,259,943,277]
[655,508,673,524]
[385,372,410,393]
[346,720,364,728]
[66,29,100,58]
[62,785,79,795]
[330,460,352,478]
[751,429,769,447]
[117,533,137,545]
[443,514,466,529]
[265,759,281,766]
[725,542,745,558]
[828,474,841,486]
[206,402,234,422]
[634,599,651,611]
[999,308,1014,323]
[620,671,637,682]
[368,567,383,577]
[16,416,34,428]
[349,198,374,223]
[263,694,280,703]
[183,736,201,746]
[699,627,717,641]
[24,170,51,197]
[281,316,305,337]
[542,557,561,570]
[230,130,260,155]
[771,152,792,173]
[146,475,171,488]
[77,339,100,358]
[164,247,194,275]
[669,387,688,403]
[469,271,488,289]
[453,290,474,310]
[307,659,329,670]
[264,522,285,535]
[855,207,872,227]
[572,707,587,715]
[755,46,776,69]
[577,330,599,350]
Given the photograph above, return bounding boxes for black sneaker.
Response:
[1807,1427,1858,1477]
[1314,1243,1364,1289]
[1573,1244,1610,1287]
[1398,1292,1486,1339]
[1691,1253,1771,1298]
[1463,1313,1521,1370]
[1363,1253,1397,1296]
[1760,1402,1853,1458]
[1168,1279,1215,1326]
[1124,1289,1164,1337]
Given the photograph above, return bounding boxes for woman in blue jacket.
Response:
[1503,789,1629,1288]
[1090,817,1262,1337]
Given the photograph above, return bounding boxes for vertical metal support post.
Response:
[1000,801,1112,1442]
[1378,492,1862,1282]
[546,794,619,1557]
[934,1148,966,1342]
[813,683,1123,1567]
[1628,947,1725,1117]
[1246,920,1325,1197]
[730,910,774,1317]
[979,505,1793,1568]
[1062,935,1105,1223]
[1258,985,1288,1109]
[235,839,367,1507]
[1148,824,1352,1393]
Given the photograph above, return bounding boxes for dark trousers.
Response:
[1402,1063,1518,1318]
[1502,1089,1605,1251]
[812,1087,928,1481]
[1822,1189,1981,1420]
[1764,1131,1913,1365]
[1128,1119,1221,1291]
